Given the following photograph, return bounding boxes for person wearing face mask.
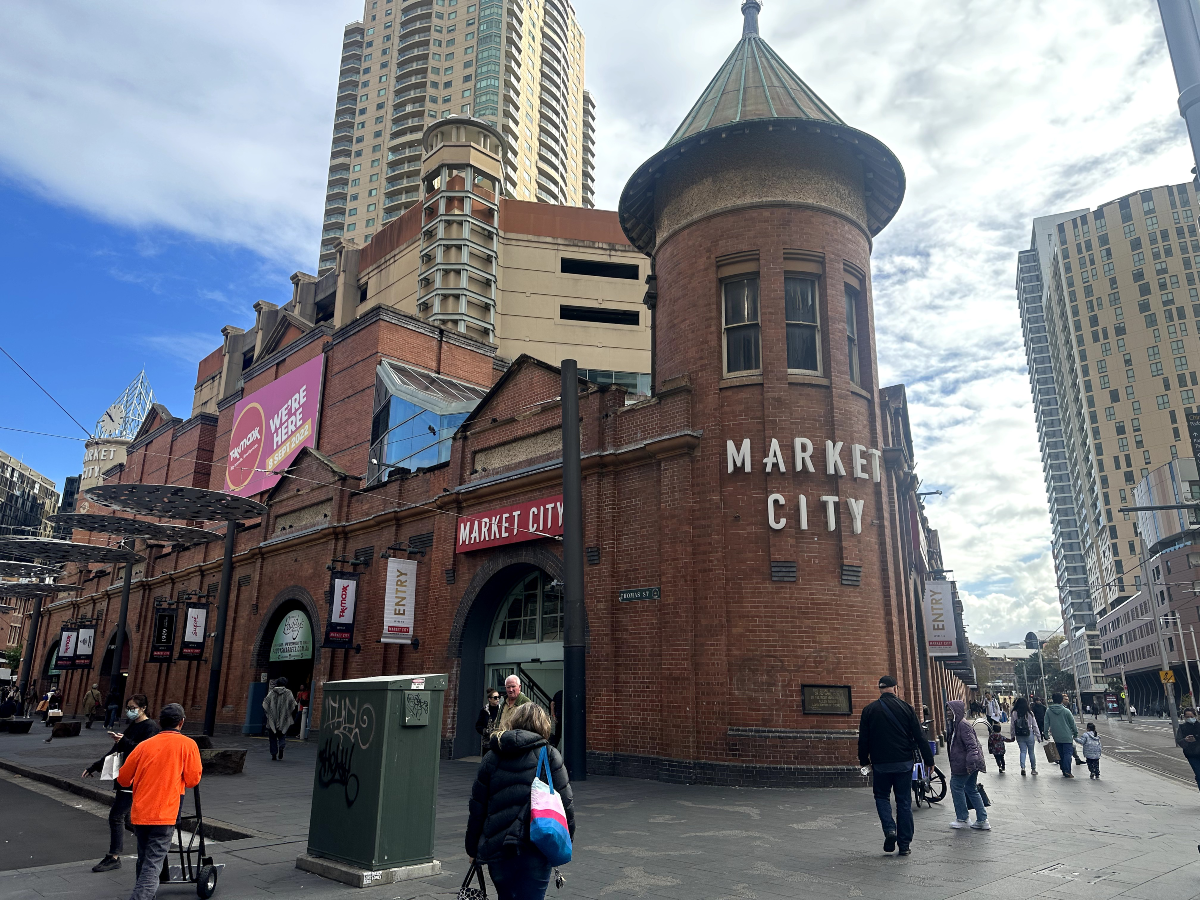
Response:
[1176,706,1200,791]
[82,693,161,873]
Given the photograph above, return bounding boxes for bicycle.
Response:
[912,761,947,807]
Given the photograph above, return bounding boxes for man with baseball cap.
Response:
[116,703,202,900]
[858,676,934,856]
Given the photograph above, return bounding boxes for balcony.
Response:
[325,198,347,210]
[323,213,346,224]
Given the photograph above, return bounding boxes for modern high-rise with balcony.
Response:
[318,0,593,274]
[1018,182,1200,696]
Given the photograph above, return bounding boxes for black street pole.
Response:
[203,522,237,737]
[16,595,43,700]
[109,560,134,703]
[561,359,587,781]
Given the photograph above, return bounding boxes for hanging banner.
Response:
[148,608,177,663]
[224,354,324,498]
[73,627,96,670]
[322,572,359,649]
[382,557,417,644]
[922,581,959,657]
[57,628,78,669]
[271,610,313,661]
[455,495,564,553]
[178,603,208,660]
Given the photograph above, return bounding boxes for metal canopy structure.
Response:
[85,485,267,522]
[95,369,155,440]
[0,583,82,598]
[49,514,222,546]
[0,538,142,565]
[0,560,60,578]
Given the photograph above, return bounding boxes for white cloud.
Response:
[1,0,1195,642]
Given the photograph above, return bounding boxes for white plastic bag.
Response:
[101,752,121,781]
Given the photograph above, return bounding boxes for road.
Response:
[0,773,111,871]
[1089,713,1199,787]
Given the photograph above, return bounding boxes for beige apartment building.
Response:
[318,0,593,274]
[1020,182,1200,694]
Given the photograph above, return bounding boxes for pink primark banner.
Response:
[456,495,563,553]
[224,355,324,497]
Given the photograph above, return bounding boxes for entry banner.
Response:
[922,581,959,657]
[455,495,564,553]
[382,557,417,644]
[73,627,96,670]
[149,608,177,663]
[323,572,359,649]
[57,628,78,668]
[178,603,208,660]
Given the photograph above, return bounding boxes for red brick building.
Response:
[25,2,968,784]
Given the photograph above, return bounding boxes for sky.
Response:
[0,0,1194,643]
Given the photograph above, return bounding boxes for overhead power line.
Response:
[0,345,91,437]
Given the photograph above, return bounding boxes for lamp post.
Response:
[560,360,586,781]
[1156,0,1200,179]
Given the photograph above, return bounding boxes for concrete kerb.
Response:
[295,855,442,889]
[0,755,261,842]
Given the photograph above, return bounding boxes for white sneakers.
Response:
[949,819,992,831]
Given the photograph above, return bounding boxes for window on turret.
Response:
[845,282,864,386]
[722,276,760,375]
[785,276,819,374]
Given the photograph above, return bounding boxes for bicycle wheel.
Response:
[928,767,947,802]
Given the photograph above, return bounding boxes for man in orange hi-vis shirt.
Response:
[117,703,202,900]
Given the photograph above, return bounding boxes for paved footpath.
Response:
[1,723,1199,900]
[1088,715,1198,787]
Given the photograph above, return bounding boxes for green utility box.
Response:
[306,674,446,872]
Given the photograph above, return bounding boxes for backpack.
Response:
[1014,715,1030,737]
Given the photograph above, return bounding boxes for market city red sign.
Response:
[224,355,324,497]
[456,495,563,553]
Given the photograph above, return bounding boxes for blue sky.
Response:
[0,0,1196,641]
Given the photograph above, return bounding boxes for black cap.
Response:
[160,703,186,729]
[878,675,898,689]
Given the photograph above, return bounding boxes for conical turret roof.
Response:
[619,1,905,256]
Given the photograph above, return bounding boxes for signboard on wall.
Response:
[922,581,959,657]
[149,609,177,663]
[57,628,78,669]
[323,573,359,649]
[271,610,313,661]
[74,627,95,670]
[224,354,324,498]
[178,604,208,660]
[382,557,418,644]
[455,495,564,553]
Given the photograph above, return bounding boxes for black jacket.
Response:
[465,729,575,863]
[1031,701,1047,734]
[1177,720,1200,757]
[858,694,934,768]
[0,699,20,718]
[475,704,500,737]
[87,717,161,778]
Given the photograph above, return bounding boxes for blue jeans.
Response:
[1056,742,1074,775]
[950,772,986,822]
[130,824,174,900]
[488,850,552,900]
[871,768,913,845]
[1016,735,1037,770]
[268,729,286,758]
[1187,754,1200,791]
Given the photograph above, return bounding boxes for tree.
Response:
[969,642,993,690]
[2,643,19,673]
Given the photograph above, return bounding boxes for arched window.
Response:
[489,571,562,646]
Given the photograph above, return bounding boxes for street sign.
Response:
[1160,669,1176,683]
[618,587,661,602]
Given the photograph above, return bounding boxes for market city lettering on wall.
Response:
[456,495,564,552]
[726,438,880,534]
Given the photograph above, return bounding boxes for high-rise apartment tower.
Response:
[318,0,593,274]
[1019,182,1200,694]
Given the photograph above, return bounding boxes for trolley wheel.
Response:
[196,865,218,899]
[928,767,947,803]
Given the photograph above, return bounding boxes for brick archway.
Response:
[251,585,323,673]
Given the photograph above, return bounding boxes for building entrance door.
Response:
[485,569,563,736]
[264,607,314,736]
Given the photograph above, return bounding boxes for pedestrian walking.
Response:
[82,693,161,873]
[1176,706,1200,790]
[105,686,123,729]
[1076,723,1103,779]
[947,700,989,831]
[857,675,934,856]
[466,702,575,900]
[261,677,298,761]
[82,683,104,728]
[475,689,502,754]
[0,692,20,719]
[984,692,1001,725]
[1043,692,1079,777]
[988,723,1010,772]
[1031,696,1048,735]
[43,691,63,741]
[492,674,531,736]
[116,703,202,900]
[1009,697,1041,775]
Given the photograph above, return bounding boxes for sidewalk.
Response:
[1,725,1199,899]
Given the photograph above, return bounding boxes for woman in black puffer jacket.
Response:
[466,702,575,900]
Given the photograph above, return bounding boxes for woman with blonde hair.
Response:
[465,702,575,899]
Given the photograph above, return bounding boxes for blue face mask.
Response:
[126,708,140,721]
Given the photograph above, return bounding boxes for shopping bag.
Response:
[100,752,121,781]
[1043,741,1060,764]
[457,861,488,900]
[529,746,572,866]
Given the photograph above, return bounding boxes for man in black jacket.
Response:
[858,675,934,856]
[1176,705,1200,791]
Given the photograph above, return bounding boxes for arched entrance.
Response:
[98,629,132,698]
[41,644,61,693]
[450,546,567,758]
[257,601,315,736]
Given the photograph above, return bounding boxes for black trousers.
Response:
[109,789,133,855]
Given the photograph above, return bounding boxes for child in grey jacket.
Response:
[1075,722,1103,779]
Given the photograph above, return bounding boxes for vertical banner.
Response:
[1187,411,1200,463]
[149,609,177,663]
[178,604,208,660]
[382,557,417,644]
[322,572,359,649]
[57,628,78,669]
[922,581,959,657]
[73,627,96,670]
